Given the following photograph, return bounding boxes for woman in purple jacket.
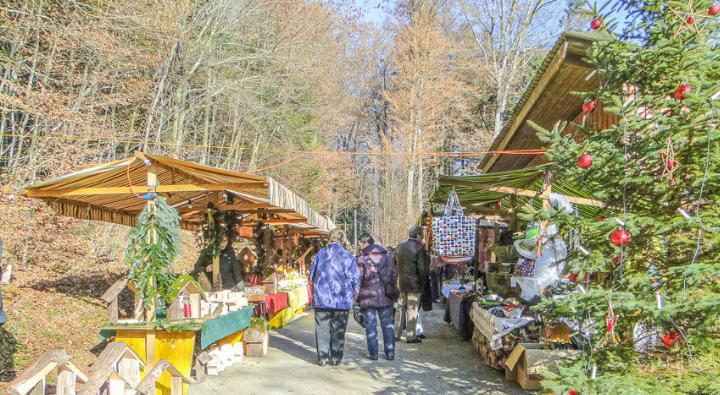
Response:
[310,229,360,366]
[356,233,397,361]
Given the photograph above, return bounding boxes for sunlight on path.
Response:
[189,306,526,395]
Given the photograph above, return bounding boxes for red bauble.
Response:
[710,4,720,16]
[610,229,631,247]
[583,100,596,114]
[590,18,602,30]
[569,390,578,395]
[687,16,695,25]
[577,152,593,169]
[674,84,692,100]
[497,199,502,209]
[662,331,680,347]
[666,159,676,169]
[597,217,605,222]
[612,256,621,265]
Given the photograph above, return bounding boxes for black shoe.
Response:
[330,360,342,366]
[318,360,328,366]
[367,355,378,361]
[418,334,427,339]
[406,339,422,344]
[385,354,395,361]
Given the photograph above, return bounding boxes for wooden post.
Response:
[146,330,156,365]
[55,367,75,395]
[118,356,141,387]
[146,162,159,322]
[171,376,183,395]
[28,378,44,395]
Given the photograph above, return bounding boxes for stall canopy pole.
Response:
[146,160,159,322]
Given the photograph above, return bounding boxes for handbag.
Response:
[432,189,476,257]
[352,304,366,328]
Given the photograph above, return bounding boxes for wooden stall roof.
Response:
[22,152,335,232]
[430,164,608,218]
[479,30,615,173]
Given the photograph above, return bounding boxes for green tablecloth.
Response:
[200,306,253,349]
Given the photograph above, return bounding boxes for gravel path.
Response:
[190,304,527,395]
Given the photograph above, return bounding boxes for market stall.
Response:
[427,162,607,389]
[22,151,333,394]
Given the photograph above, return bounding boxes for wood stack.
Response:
[205,342,244,376]
[201,291,248,317]
[244,328,269,358]
[471,325,540,371]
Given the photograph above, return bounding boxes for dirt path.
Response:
[189,304,527,395]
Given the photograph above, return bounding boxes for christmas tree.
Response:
[531,1,720,393]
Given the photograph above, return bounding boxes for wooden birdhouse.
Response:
[79,341,146,395]
[100,279,144,324]
[135,360,193,395]
[8,349,88,395]
[167,281,203,320]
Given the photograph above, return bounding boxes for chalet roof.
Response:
[100,279,131,303]
[23,152,335,233]
[479,30,611,173]
[9,350,89,395]
[135,359,193,395]
[90,341,146,373]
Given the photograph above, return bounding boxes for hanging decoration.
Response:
[649,264,666,309]
[577,152,593,169]
[610,229,631,246]
[591,18,603,30]
[661,331,681,348]
[710,4,719,16]
[583,99,597,114]
[660,139,680,185]
[126,197,182,318]
[599,302,620,347]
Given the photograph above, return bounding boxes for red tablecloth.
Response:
[264,293,289,315]
[307,282,313,306]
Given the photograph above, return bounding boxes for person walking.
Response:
[356,233,397,361]
[393,226,430,343]
[310,229,360,366]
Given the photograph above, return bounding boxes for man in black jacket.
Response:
[393,226,430,343]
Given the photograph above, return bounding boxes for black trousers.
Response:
[314,308,350,363]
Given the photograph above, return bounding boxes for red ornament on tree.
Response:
[577,152,593,169]
[583,100,596,114]
[686,16,695,25]
[612,256,621,265]
[590,18,602,30]
[568,390,578,395]
[710,4,720,16]
[610,229,631,246]
[674,84,692,100]
[662,331,680,347]
[497,199,502,209]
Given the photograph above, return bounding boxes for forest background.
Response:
[0,0,586,380]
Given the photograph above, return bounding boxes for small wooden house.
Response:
[167,281,202,320]
[9,349,89,395]
[135,360,193,395]
[100,279,144,324]
[79,341,146,395]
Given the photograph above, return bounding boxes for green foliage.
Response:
[531,0,720,390]
[126,197,182,309]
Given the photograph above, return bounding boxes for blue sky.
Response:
[355,0,391,25]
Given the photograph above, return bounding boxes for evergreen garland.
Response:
[126,196,182,310]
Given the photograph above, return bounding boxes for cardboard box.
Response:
[503,343,580,390]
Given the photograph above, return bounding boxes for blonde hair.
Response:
[329,229,347,245]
